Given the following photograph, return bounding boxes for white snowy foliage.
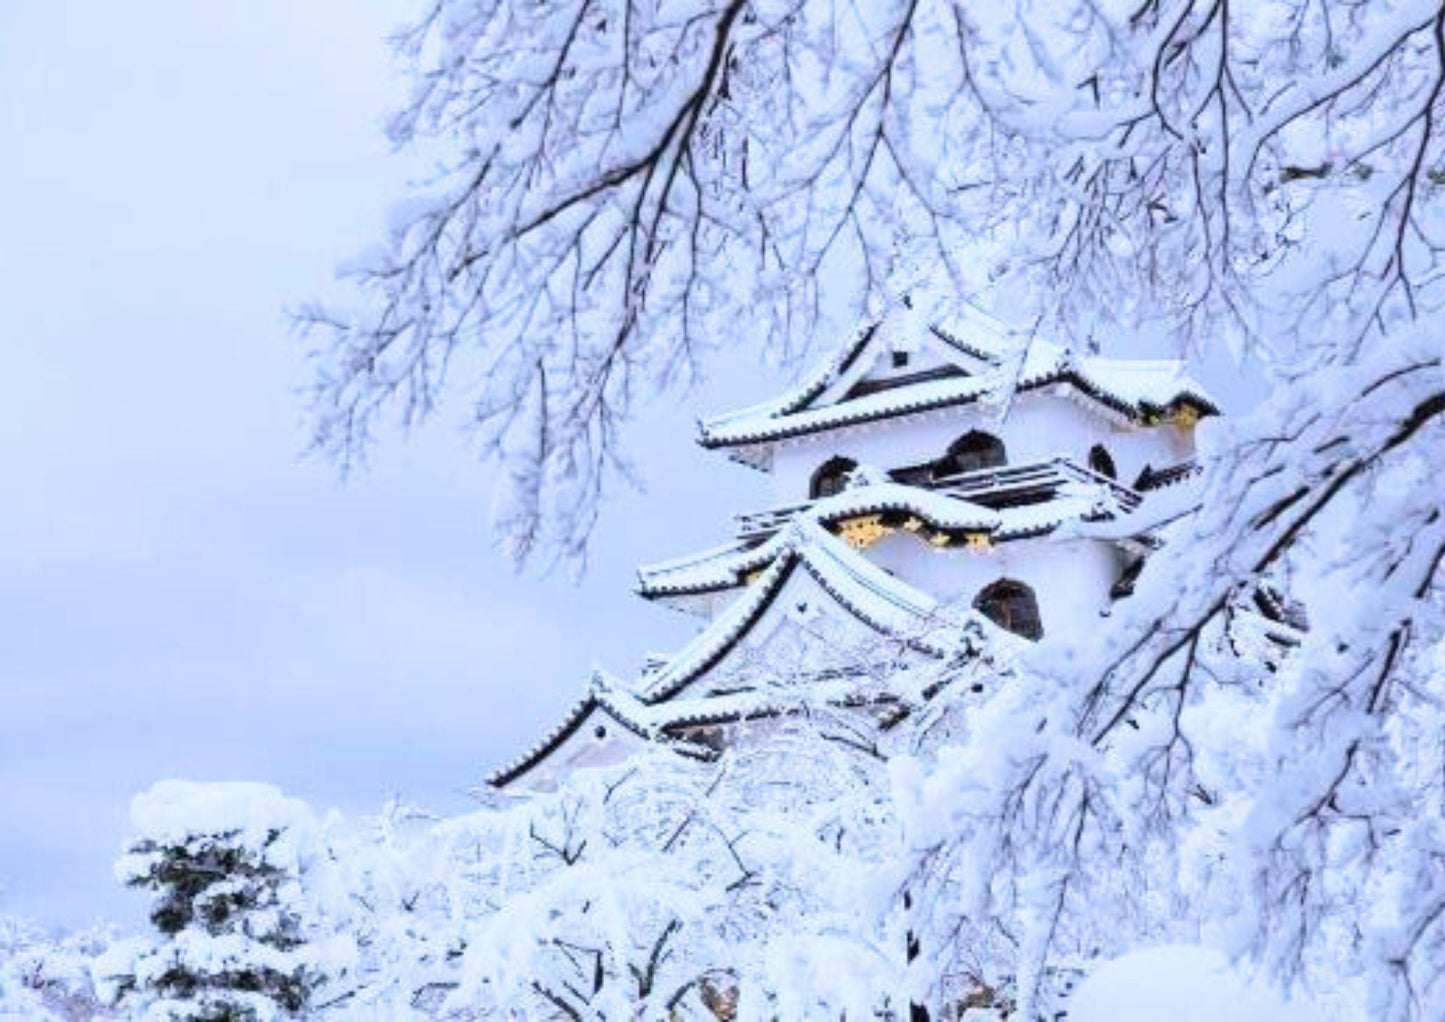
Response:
[327,740,927,1020]
[306,0,1445,563]
[290,10,1445,1005]
[0,914,110,1020]
[95,717,1034,1020]
[78,513,1435,1019]
[874,325,1441,1018]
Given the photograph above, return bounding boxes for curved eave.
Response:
[698,377,993,449]
[637,479,1131,603]
[640,521,981,704]
[636,579,745,603]
[927,323,1004,365]
[636,537,777,598]
[810,483,999,533]
[637,519,1060,602]
[487,684,653,790]
[641,556,802,703]
[698,370,1216,451]
[655,689,903,735]
[636,486,1000,599]
[699,321,881,438]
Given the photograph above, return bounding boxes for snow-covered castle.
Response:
[488,302,1217,792]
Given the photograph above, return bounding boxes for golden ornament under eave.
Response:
[835,514,890,549]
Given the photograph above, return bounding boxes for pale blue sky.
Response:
[0,0,764,927]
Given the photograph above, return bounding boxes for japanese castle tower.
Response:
[488,300,1216,792]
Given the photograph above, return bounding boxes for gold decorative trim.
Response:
[1170,403,1201,430]
[836,514,890,549]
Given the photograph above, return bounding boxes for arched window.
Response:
[810,456,857,499]
[1088,443,1117,480]
[973,579,1043,640]
[938,431,1006,477]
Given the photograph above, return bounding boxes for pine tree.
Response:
[113,782,349,1021]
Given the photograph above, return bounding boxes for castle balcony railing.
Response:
[929,456,1143,513]
[733,456,1145,540]
[1134,458,1200,491]
[734,500,816,539]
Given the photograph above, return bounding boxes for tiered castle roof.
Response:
[487,299,1217,792]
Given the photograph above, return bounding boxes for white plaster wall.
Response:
[767,392,1195,504]
[509,711,648,793]
[865,532,1124,641]
[745,570,881,658]
[656,590,730,619]
[827,343,957,392]
[681,568,913,696]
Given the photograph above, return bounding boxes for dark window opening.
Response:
[684,725,726,753]
[594,725,608,739]
[973,579,1043,640]
[892,350,910,368]
[810,456,857,499]
[1088,443,1117,480]
[937,431,1007,477]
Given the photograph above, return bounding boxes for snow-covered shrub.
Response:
[288,680,1070,1020]
[0,913,111,1020]
[1,915,67,1020]
[103,782,354,1021]
[87,575,1353,1020]
[325,746,889,1018]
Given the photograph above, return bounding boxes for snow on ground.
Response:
[1068,945,1329,1022]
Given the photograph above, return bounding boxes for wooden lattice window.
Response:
[938,431,1006,477]
[810,456,857,499]
[1088,443,1117,480]
[973,579,1043,640]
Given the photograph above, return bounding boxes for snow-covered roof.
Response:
[493,668,919,789]
[639,518,977,703]
[494,503,1063,787]
[638,467,1138,598]
[699,306,1216,453]
[491,297,1220,793]
[701,374,997,448]
[649,677,848,726]
[992,493,1112,540]
[485,671,658,789]
[709,317,885,427]
[637,531,788,597]
[637,483,1000,597]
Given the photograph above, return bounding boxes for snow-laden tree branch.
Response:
[304,0,1445,561]
[289,3,1445,1015]
[892,325,1444,1018]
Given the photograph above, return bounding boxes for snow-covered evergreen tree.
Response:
[100,782,353,1022]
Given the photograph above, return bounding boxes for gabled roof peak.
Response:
[699,303,1216,459]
